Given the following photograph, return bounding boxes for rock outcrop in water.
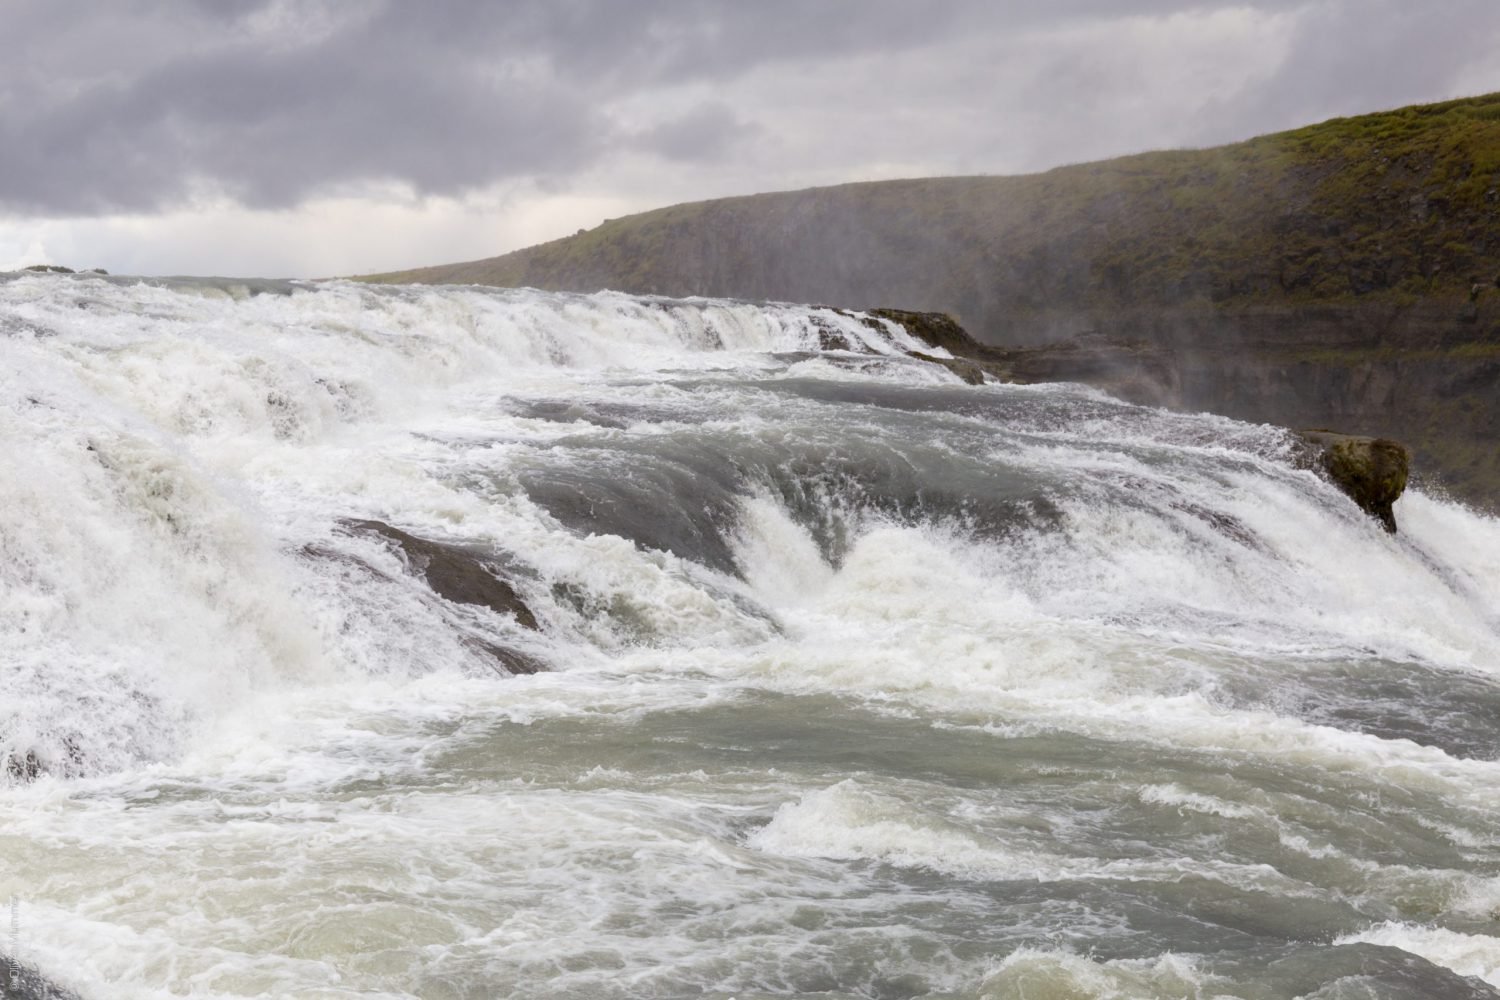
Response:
[3,750,41,783]
[5,738,86,785]
[877,308,1180,401]
[336,520,543,674]
[1294,432,1411,533]
[359,93,1500,508]
[14,265,107,275]
[343,520,537,628]
[908,351,986,385]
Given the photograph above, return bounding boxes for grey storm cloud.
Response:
[2,0,1498,217]
[1175,0,1500,148]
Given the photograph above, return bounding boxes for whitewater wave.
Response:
[4,274,1498,776]
[3,273,1500,998]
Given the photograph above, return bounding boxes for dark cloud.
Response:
[0,0,984,214]
[0,0,1497,217]
[1190,0,1500,143]
[632,103,754,162]
[1,1,608,212]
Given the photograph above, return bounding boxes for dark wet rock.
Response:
[829,308,1000,384]
[4,750,41,783]
[1296,431,1410,533]
[464,637,545,676]
[868,309,1180,402]
[343,520,537,629]
[824,307,993,365]
[864,308,977,355]
[908,351,986,385]
[314,522,543,676]
[301,536,542,676]
[2,956,83,1000]
[809,313,871,352]
[20,264,74,274]
[816,327,853,351]
[5,738,86,784]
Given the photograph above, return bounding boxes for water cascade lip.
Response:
[1,275,1496,999]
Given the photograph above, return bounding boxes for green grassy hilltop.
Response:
[367,94,1500,335]
[364,95,1500,506]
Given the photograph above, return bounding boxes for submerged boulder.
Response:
[343,519,537,628]
[336,519,544,674]
[865,309,978,355]
[1296,431,1410,533]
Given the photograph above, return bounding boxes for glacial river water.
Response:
[3,275,1500,999]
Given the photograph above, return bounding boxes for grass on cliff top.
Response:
[363,93,1500,320]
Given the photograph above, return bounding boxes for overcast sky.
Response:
[3,0,1498,277]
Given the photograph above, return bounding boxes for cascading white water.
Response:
[2,273,1499,999]
[0,278,932,775]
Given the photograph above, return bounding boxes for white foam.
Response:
[1337,922,1500,987]
[732,493,836,607]
[749,780,1046,879]
[6,276,1500,997]
[978,948,1213,999]
[750,781,1320,899]
[1137,783,1260,819]
[707,516,1500,801]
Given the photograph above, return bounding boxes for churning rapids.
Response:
[2,274,1500,1000]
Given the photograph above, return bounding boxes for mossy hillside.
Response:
[364,93,1500,343]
